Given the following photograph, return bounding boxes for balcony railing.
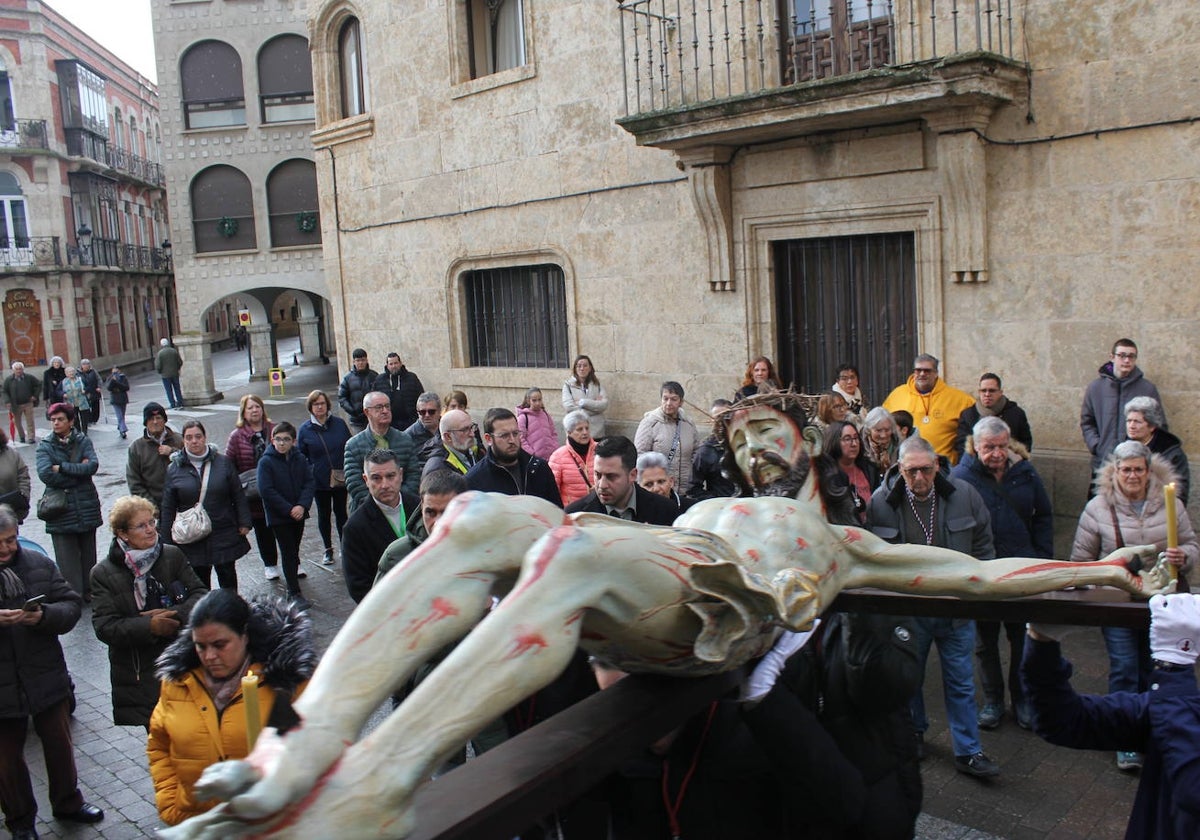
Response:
[65,237,172,272]
[0,236,61,268]
[106,145,166,187]
[0,119,49,151]
[617,0,1021,116]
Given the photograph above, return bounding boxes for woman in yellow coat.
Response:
[147,589,316,826]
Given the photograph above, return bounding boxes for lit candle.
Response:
[1165,483,1179,582]
[242,673,262,750]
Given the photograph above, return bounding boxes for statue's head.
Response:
[716,393,811,497]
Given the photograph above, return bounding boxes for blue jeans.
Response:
[162,376,183,408]
[910,617,981,757]
[111,403,127,435]
[1101,626,1151,695]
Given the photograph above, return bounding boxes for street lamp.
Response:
[76,224,93,265]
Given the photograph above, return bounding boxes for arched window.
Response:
[129,114,139,156]
[338,17,368,118]
[266,159,320,247]
[190,165,256,252]
[0,171,30,262]
[258,34,314,123]
[180,41,246,129]
[112,107,124,148]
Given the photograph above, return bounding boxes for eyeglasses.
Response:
[840,435,860,444]
[273,436,293,443]
[417,408,439,416]
[913,368,936,375]
[449,424,476,434]
[365,404,391,413]
[126,519,158,532]
[901,465,936,476]
[491,431,521,441]
[1114,352,1138,360]
[1117,466,1147,476]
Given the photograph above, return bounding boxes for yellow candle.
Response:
[1165,483,1179,582]
[242,673,262,750]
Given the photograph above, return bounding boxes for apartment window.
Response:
[180,41,246,129]
[266,159,320,247]
[0,62,14,131]
[0,172,30,263]
[462,263,567,367]
[466,0,526,79]
[258,34,315,123]
[190,164,256,252]
[338,18,368,117]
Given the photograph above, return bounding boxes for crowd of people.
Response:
[0,337,1196,840]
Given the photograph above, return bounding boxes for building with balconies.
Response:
[306,0,1199,528]
[150,0,333,401]
[0,0,175,377]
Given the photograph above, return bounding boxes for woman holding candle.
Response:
[1070,439,1198,772]
[147,589,316,826]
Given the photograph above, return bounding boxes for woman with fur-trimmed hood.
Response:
[1070,440,1198,772]
[147,590,316,826]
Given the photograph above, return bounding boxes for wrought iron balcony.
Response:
[65,237,172,272]
[0,236,61,268]
[106,145,166,187]
[0,120,49,151]
[617,0,1028,147]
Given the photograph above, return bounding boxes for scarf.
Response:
[0,562,26,605]
[201,655,253,713]
[975,395,1009,418]
[568,436,590,458]
[119,537,162,610]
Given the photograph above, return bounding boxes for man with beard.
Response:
[566,437,677,524]
[159,394,1175,840]
[465,408,561,507]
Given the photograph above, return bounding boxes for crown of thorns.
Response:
[707,388,817,439]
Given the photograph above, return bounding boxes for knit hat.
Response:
[144,402,167,422]
[352,347,367,359]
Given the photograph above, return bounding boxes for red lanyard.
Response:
[661,701,718,839]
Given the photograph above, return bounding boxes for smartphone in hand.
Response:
[21,594,45,611]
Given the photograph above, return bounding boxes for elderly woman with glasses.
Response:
[818,420,879,525]
[1124,396,1189,505]
[90,496,206,729]
[1071,439,1199,772]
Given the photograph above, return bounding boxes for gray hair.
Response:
[0,504,19,533]
[636,451,669,472]
[898,435,937,462]
[862,406,894,433]
[362,390,390,411]
[913,353,939,370]
[416,391,441,408]
[972,416,1011,441]
[50,355,63,366]
[1124,396,1164,429]
[562,409,590,433]
[1113,440,1152,466]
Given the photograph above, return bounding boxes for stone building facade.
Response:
[150,0,333,399]
[0,0,175,380]
[305,0,1198,528]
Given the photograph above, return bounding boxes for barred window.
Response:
[463,264,567,368]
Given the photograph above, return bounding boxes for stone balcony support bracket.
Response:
[923,105,999,284]
[676,147,736,292]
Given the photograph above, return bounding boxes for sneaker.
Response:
[264,566,281,581]
[322,548,335,565]
[977,703,1004,730]
[297,568,307,579]
[1116,751,1143,771]
[1015,700,1034,730]
[955,752,1001,778]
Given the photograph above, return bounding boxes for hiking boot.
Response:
[977,703,1004,730]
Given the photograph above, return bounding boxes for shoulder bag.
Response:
[172,463,213,544]
[316,426,345,488]
[37,439,80,521]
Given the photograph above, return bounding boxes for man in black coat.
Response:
[566,436,677,525]
[0,507,104,836]
[341,450,419,603]
[373,352,424,432]
[953,372,1033,459]
[337,348,377,433]
[466,409,562,507]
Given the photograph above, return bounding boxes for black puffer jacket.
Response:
[0,546,82,717]
[159,446,252,568]
[90,540,207,727]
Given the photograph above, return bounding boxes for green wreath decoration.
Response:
[216,216,239,238]
[296,210,318,234]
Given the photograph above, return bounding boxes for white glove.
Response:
[1150,593,1200,666]
[1026,623,1085,643]
[740,620,820,703]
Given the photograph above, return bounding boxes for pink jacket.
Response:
[517,406,560,461]
[548,441,596,507]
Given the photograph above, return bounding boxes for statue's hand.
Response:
[1138,554,1177,598]
[192,760,260,803]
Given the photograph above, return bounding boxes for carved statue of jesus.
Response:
[163,394,1171,840]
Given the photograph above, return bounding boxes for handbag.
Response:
[315,424,346,488]
[239,469,260,501]
[172,463,213,544]
[37,488,69,521]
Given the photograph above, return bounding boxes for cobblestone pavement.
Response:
[17,344,1143,838]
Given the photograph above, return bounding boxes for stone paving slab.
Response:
[16,342,1148,839]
